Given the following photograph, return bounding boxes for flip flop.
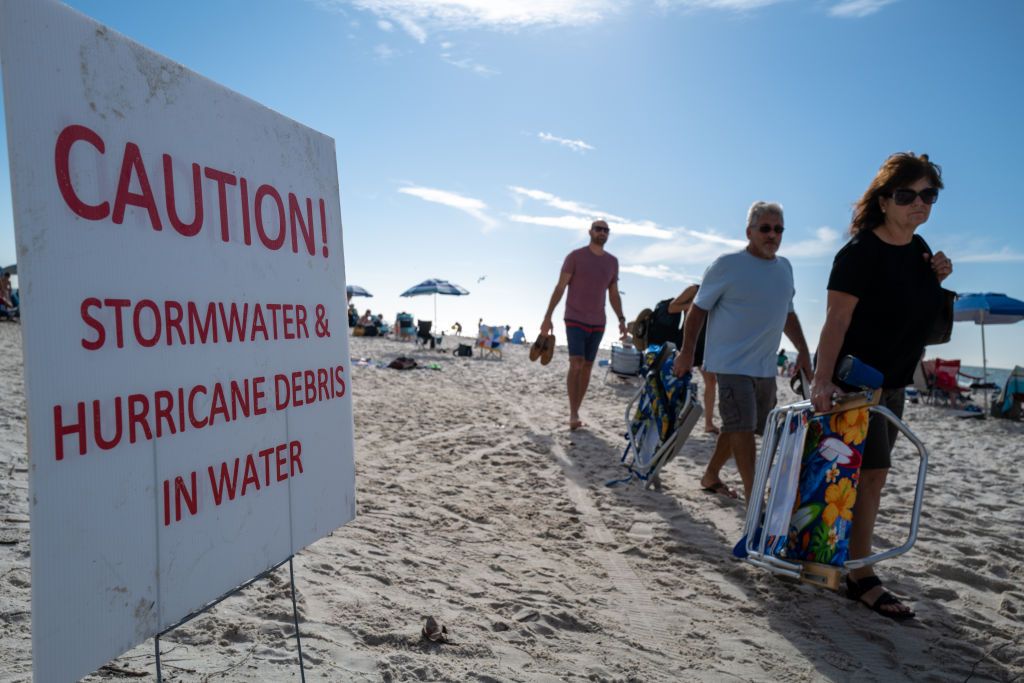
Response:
[421,616,451,643]
[540,334,556,365]
[702,482,738,499]
[529,335,546,362]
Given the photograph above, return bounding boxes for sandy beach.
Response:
[1,325,1022,681]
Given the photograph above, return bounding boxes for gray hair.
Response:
[747,201,784,228]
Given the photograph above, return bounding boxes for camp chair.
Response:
[913,360,937,403]
[607,343,703,489]
[475,325,504,359]
[735,390,928,590]
[417,320,440,349]
[603,342,643,384]
[932,358,973,407]
[396,313,415,341]
[993,366,1024,419]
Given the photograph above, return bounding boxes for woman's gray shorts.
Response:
[717,374,777,435]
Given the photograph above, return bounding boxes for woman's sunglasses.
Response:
[887,188,939,206]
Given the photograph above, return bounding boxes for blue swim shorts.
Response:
[565,323,604,362]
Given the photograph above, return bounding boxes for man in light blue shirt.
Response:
[673,201,812,501]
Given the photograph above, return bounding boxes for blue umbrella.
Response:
[346,284,372,298]
[400,278,469,327]
[954,292,1024,407]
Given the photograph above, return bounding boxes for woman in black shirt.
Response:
[811,153,953,620]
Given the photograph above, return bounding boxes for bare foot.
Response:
[704,424,720,434]
[569,419,585,431]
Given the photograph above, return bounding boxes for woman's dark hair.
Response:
[850,152,943,235]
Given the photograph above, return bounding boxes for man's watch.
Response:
[618,315,626,323]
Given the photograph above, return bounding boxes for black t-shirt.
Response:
[827,230,944,389]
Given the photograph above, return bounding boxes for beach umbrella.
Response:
[2,264,15,275]
[954,292,1024,409]
[400,278,470,327]
[346,284,372,298]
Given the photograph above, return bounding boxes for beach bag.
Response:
[453,344,473,357]
[647,298,683,348]
[925,288,956,346]
[388,357,417,370]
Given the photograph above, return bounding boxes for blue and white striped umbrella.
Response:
[400,278,469,326]
[954,292,1024,404]
[400,279,470,298]
[346,284,373,298]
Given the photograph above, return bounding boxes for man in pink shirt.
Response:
[541,220,627,430]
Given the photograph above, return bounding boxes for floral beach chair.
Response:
[736,387,929,590]
[607,343,703,488]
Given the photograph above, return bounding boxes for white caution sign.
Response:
[0,1,356,680]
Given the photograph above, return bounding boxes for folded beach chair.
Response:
[736,389,928,590]
[607,343,703,488]
[475,324,504,359]
[993,366,1024,419]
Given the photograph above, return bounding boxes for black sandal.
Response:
[846,575,915,621]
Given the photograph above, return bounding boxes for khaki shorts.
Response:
[717,374,777,435]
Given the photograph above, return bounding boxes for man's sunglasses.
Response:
[757,224,784,234]
[887,188,939,206]
[592,226,610,233]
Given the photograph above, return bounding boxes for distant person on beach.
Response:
[358,309,374,326]
[667,284,719,434]
[541,219,627,430]
[1,273,19,319]
[673,201,812,500]
[511,326,526,344]
[348,303,359,327]
[451,322,462,336]
[811,153,951,621]
[777,349,788,375]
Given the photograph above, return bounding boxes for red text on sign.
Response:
[55,123,331,258]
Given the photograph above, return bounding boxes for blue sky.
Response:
[1,0,1022,369]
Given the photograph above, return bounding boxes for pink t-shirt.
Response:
[561,247,619,328]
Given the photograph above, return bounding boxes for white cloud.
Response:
[655,0,788,11]
[780,226,841,259]
[347,0,621,36]
[399,185,497,230]
[508,186,673,239]
[440,40,454,49]
[394,13,428,41]
[509,186,597,216]
[624,228,744,266]
[441,53,499,76]
[623,224,840,270]
[377,18,394,30]
[374,43,399,59]
[829,0,897,18]
[538,132,594,153]
[957,248,1024,264]
[620,264,699,283]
